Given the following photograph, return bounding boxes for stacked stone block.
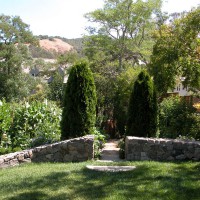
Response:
[0,135,94,169]
[126,136,200,161]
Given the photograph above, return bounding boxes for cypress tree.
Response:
[126,71,157,137]
[61,62,97,139]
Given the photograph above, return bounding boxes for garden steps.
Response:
[99,139,123,162]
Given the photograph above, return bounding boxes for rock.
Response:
[17,154,24,161]
[176,154,186,160]
[0,158,4,164]
[63,154,72,162]
[9,158,19,166]
[167,156,175,161]
[21,158,31,163]
[46,154,53,160]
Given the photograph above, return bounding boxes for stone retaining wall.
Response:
[0,135,94,169]
[125,136,200,161]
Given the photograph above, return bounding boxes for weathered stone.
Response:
[167,156,175,161]
[184,152,194,159]
[176,154,186,160]
[173,141,183,149]
[140,152,149,161]
[0,158,4,164]
[53,152,63,162]
[4,155,14,162]
[166,144,173,151]
[125,136,200,161]
[60,142,68,150]
[17,154,24,161]
[0,162,10,168]
[63,154,72,162]
[20,158,31,163]
[9,158,19,166]
[28,150,33,158]
[68,142,78,151]
[46,154,53,160]
[0,136,94,168]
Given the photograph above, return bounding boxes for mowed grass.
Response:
[0,161,199,200]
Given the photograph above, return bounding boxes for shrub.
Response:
[126,71,158,137]
[0,100,61,153]
[91,127,106,159]
[159,96,200,140]
[113,67,141,136]
[10,100,61,149]
[61,62,97,139]
[47,72,64,103]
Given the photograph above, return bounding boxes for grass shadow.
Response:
[1,161,200,200]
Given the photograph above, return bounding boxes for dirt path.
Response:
[100,139,123,162]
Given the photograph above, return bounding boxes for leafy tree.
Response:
[113,66,141,136]
[0,73,42,101]
[126,70,158,137]
[47,72,64,103]
[84,0,163,69]
[61,62,97,139]
[0,15,37,101]
[57,50,79,66]
[149,8,200,95]
[83,0,162,132]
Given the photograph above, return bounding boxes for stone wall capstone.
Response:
[0,135,94,169]
[125,136,200,161]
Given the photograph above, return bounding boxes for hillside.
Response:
[29,36,83,59]
[39,38,73,54]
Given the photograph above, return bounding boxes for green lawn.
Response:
[0,161,199,200]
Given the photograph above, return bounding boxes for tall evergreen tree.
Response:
[126,71,157,137]
[61,62,97,139]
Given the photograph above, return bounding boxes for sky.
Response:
[0,0,199,39]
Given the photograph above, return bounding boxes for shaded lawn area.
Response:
[0,161,199,200]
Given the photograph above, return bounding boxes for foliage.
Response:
[91,127,106,159]
[0,73,43,102]
[159,96,200,140]
[57,51,79,65]
[61,61,97,139]
[0,14,38,101]
[126,70,158,137]
[149,8,200,95]
[0,100,12,149]
[84,0,163,69]
[113,66,142,136]
[0,100,61,153]
[47,72,64,103]
[84,0,162,132]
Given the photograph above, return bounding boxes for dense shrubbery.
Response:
[0,100,61,154]
[126,71,158,137]
[61,62,97,139]
[159,96,200,140]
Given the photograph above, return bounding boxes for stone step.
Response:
[100,139,123,162]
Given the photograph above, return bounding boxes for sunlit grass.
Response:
[0,161,199,200]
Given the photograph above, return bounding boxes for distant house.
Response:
[167,77,200,106]
[29,67,40,77]
[29,65,68,84]
[168,77,191,97]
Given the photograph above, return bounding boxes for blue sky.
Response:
[0,0,199,39]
